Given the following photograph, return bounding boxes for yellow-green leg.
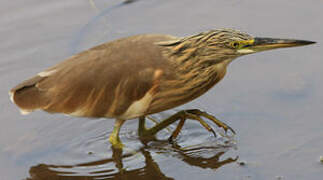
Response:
[109,119,125,149]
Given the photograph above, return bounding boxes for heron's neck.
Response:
[168,50,233,97]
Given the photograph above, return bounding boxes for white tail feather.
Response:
[9,91,14,103]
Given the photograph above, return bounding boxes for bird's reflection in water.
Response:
[26,141,237,180]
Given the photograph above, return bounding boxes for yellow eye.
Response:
[231,42,240,49]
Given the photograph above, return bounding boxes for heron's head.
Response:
[195,29,315,59]
[159,29,315,65]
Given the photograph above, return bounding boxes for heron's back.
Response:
[10,34,177,118]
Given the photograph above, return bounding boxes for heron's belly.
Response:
[66,91,153,120]
[117,92,154,120]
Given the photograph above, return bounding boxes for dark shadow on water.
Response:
[26,141,237,180]
[123,0,140,4]
[170,143,238,170]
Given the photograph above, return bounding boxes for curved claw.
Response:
[209,128,217,137]
[186,109,236,135]
[225,125,236,135]
[185,112,217,137]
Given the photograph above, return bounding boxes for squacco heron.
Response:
[9,29,315,148]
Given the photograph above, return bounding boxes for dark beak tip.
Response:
[301,40,316,45]
[308,41,316,45]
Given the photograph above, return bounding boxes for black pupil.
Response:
[233,42,239,47]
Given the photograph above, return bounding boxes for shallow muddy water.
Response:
[1,0,322,179]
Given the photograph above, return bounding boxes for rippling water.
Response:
[1,0,322,179]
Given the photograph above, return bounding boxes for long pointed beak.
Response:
[251,37,316,52]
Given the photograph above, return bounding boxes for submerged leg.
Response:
[138,116,146,137]
[147,116,172,132]
[138,112,185,138]
[138,116,172,137]
[138,109,235,142]
[168,118,185,142]
[168,109,235,142]
[109,119,126,149]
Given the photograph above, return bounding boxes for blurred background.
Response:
[0,0,322,179]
